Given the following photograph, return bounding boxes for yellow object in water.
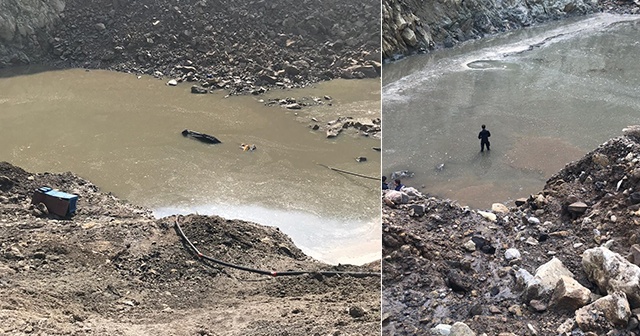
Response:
[240,144,256,151]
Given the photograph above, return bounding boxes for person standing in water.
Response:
[478,124,491,152]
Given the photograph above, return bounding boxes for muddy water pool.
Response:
[0,67,381,264]
[382,14,640,209]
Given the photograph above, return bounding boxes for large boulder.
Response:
[582,247,640,308]
[401,186,422,198]
[384,190,409,205]
[550,275,591,311]
[401,27,418,47]
[524,257,574,302]
[190,85,208,94]
[491,203,509,213]
[575,292,630,333]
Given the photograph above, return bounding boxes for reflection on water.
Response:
[0,67,381,265]
[382,14,640,209]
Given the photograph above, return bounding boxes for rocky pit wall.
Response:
[0,0,65,65]
[382,0,640,61]
[382,125,640,335]
[0,0,381,95]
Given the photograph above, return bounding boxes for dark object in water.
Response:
[182,129,221,144]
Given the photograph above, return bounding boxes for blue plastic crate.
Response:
[34,186,78,216]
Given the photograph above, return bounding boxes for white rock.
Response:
[526,237,539,246]
[384,190,409,205]
[478,210,497,222]
[527,324,538,335]
[582,247,640,308]
[514,268,534,290]
[491,203,509,213]
[463,240,476,252]
[402,187,422,197]
[556,318,577,334]
[527,217,541,225]
[167,79,178,86]
[431,324,452,336]
[450,322,476,336]
[626,152,635,161]
[505,248,521,260]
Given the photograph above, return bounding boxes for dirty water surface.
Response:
[382,14,640,209]
[0,67,381,264]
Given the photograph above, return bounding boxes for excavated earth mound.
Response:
[0,162,380,335]
[383,127,640,335]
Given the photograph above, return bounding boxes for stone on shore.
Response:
[525,257,574,302]
[550,275,591,311]
[450,322,476,336]
[582,246,640,308]
[575,292,630,332]
[384,190,409,205]
[504,248,521,261]
[190,85,208,94]
[477,210,497,222]
[568,202,588,215]
[492,203,509,213]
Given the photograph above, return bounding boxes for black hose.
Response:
[174,217,380,278]
[317,163,380,180]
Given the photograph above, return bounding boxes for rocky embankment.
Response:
[0,162,380,335]
[382,0,640,61]
[383,126,640,335]
[0,0,65,65]
[0,0,380,95]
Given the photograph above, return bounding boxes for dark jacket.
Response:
[478,129,491,142]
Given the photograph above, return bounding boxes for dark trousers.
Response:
[481,140,490,151]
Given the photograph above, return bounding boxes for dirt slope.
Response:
[0,162,380,335]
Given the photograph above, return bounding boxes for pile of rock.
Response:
[324,116,381,138]
[27,0,381,95]
[382,126,640,335]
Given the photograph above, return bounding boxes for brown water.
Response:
[0,67,381,265]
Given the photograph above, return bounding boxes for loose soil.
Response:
[0,162,380,335]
